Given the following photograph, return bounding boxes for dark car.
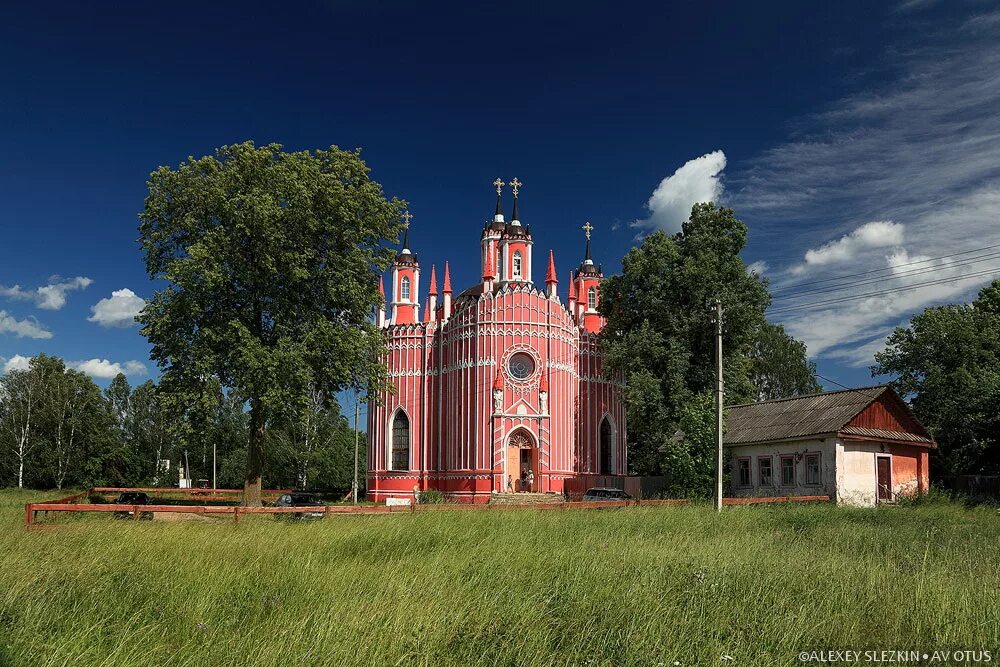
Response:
[273,492,326,519]
[114,491,154,520]
[582,487,632,502]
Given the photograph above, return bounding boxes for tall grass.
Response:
[1,489,998,666]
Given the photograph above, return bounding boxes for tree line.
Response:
[0,354,363,492]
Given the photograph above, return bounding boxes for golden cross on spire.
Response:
[582,221,594,240]
[509,177,522,197]
[401,211,413,226]
[493,178,506,195]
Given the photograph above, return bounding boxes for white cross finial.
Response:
[582,221,594,240]
[493,178,505,195]
[509,177,522,197]
[401,211,413,226]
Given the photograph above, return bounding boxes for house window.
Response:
[587,286,597,310]
[758,456,773,486]
[391,411,409,471]
[780,455,795,486]
[513,251,522,278]
[400,276,410,301]
[737,458,751,487]
[804,453,821,485]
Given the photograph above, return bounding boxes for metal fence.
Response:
[937,475,1000,500]
[23,488,830,528]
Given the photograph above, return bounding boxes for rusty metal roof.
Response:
[724,385,933,446]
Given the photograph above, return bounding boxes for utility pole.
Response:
[714,299,724,512]
[352,400,360,504]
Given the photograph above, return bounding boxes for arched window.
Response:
[391,410,410,470]
[587,286,597,310]
[599,417,613,474]
[513,251,522,278]
[400,276,411,301]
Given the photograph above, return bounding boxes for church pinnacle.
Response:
[509,177,522,225]
[493,178,505,223]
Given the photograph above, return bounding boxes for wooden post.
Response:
[233,506,240,524]
[714,299,724,513]
[24,503,33,528]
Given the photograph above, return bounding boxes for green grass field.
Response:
[1,490,998,667]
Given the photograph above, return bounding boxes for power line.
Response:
[770,242,1000,294]
[768,268,1000,314]
[771,251,1000,301]
[815,374,884,400]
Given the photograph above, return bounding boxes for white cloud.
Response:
[87,289,146,328]
[69,358,147,379]
[734,8,1000,364]
[796,221,903,272]
[0,310,53,339]
[2,354,32,373]
[632,150,727,235]
[0,276,93,310]
[746,260,769,276]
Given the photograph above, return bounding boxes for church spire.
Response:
[509,177,522,225]
[493,178,505,223]
[443,261,452,293]
[428,265,438,296]
[582,221,593,263]
[400,211,413,254]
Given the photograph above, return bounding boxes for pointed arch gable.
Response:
[387,407,411,471]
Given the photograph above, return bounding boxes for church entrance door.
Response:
[507,429,536,492]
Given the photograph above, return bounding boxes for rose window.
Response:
[507,352,536,380]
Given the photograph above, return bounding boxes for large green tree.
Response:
[749,322,822,401]
[138,142,402,504]
[873,280,1000,475]
[600,203,816,485]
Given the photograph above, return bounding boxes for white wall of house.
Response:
[727,438,836,500]
[836,441,881,506]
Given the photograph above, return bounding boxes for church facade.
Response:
[367,180,626,503]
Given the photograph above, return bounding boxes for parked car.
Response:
[273,492,326,519]
[582,487,632,502]
[114,491,154,520]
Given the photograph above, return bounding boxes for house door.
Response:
[876,456,892,502]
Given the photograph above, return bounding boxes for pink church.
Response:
[367,180,626,503]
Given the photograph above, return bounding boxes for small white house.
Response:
[725,386,936,506]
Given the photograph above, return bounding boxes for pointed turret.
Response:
[428,265,438,296]
[441,261,453,323]
[545,250,558,299]
[426,264,438,322]
[377,274,386,328]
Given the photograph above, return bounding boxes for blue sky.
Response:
[2,0,999,393]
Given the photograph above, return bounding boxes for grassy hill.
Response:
[1,489,998,666]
